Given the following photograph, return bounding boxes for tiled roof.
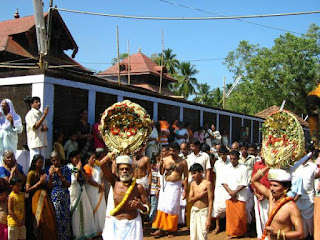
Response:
[0,11,90,73]
[255,105,309,127]
[98,52,177,82]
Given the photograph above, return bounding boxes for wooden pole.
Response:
[127,40,130,85]
[223,76,226,109]
[116,26,120,85]
[159,30,164,95]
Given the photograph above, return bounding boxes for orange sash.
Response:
[261,196,293,240]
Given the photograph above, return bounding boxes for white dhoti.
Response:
[212,186,227,218]
[136,175,149,190]
[254,196,269,239]
[190,206,208,240]
[296,199,314,237]
[102,214,143,240]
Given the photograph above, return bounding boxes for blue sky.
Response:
[2,0,320,89]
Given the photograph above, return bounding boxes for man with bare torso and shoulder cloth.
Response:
[133,145,152,191]
[152,142,188,238]
[100,153,150,240]
[252,166,304,240]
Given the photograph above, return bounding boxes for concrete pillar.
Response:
[251,120,254,143]
[117,95,123,102]
[153,102,158,121]
[229,116,233,144]
[200,110,203,127]
[88,90,96,125]
[216,113,220,131]
[180,107,183,121]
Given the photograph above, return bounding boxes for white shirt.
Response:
[239,155,256,184]
[186,151,211,183]
[175,128,189,145]
[294,161,318,201]
[207,129,221,145]
[148,127,158,146]
[25,108,48,149]
[222,163,248,202]
[213,157,230,187]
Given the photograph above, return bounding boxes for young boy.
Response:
[64,131,78,160]
[149,155,160,223]
[188,163,213,240]
[7,176,26,240]
[0,187,8,240]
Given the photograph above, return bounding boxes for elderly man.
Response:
[0,99,23,164]
[252,167,304,240]
[100,153,149,240]
[152,142,188,238]
[25,96,49,163]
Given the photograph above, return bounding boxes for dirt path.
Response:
[143,226,257,240]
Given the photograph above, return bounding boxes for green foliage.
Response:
[111,53,129,65]
[224,24,320,115]
[151,48,180,74]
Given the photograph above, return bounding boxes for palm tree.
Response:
[151,49,180,74]
[171,61,199,99]
[193,83,213,105]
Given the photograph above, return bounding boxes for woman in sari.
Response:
[47,151,71,240]
[83,152,106,234]
[26,154,57,240]
[67,151,96,239]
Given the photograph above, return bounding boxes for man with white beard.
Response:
[100,153,149,240]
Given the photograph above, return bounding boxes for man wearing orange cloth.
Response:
[222,150,248,238]
[151,142,188,238]
[252,167,304,240]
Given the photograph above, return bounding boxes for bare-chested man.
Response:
[100,153,149,240]
[151,142,188,238]
[189,163,213,240]
[252,167,304,240]
[133,145,151,191]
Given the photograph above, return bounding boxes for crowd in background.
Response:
[0,97,319,240]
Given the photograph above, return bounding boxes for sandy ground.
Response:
[143,225,257,240]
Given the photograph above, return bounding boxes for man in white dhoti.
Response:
[212,145,230,234]
[133,146,151,190]
[293,158,320,238]
[0,99,23,165]
[100,154,149,240]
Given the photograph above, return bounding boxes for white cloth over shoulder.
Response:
[0,99,23,161]
[103,214,143,240]
[190,206,208,240]
[136,175,149,190]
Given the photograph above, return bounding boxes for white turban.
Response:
[116,155,133,165]
[268,168,292,182]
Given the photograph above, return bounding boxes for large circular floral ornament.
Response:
[99,100,152,155]
[261,110,305,169]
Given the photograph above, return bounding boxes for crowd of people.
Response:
[0,97,319,240]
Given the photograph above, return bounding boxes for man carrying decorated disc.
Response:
[251,167,304,240]
[100,153,149,240]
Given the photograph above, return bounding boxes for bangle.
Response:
[140,204,150,215]
[277,229,281,240]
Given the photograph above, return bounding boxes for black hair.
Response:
[95,148,106,159]
[170,142,180,151]
[0,186,6,194]
[31,96,41,104]
[29,154,44,172]
[189,163,203,173]
[248,143,257,150]
[191,139,201,146]
[230,150,240,159]
[69,151,80,161]
[219,144,229,153]
[280,181,292,192]
[10,176,22,186]
[150,155,157,164]
[200,143,210,152]
[239,142,248,149]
